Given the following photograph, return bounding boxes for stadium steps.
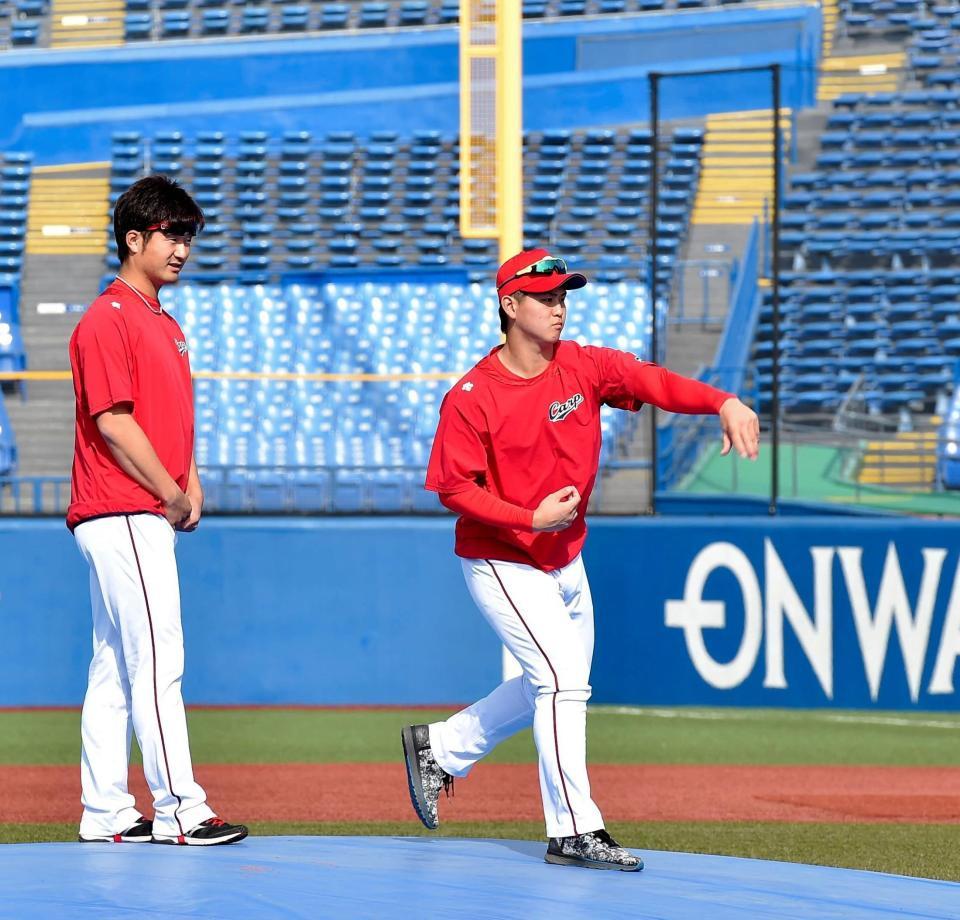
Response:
[816,52,905,103]
[26,169,111,257]
[596,319,726,513]
[856,431,938,486]
[4,247,102,490]
[691,110,791,226]
[821,0,838,57]
[6,165,110,495]
[49,0,124,47]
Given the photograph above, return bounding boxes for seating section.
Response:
[165,278,652,511]
[750,270,957,415]
[107,127,703,285]
[908,13,960,89]
[0,0,785,50]
[0,0,48,47]
[841,0,960,44]
[0,152,29,381]
[120,0,754,43]
[750,87,960,417]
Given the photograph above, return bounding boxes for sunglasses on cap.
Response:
[498,256,568,289]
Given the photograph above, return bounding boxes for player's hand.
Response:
[162,487,193,529]
[532,486,581,532]
[719,398,761,460]
[179,487,203,532]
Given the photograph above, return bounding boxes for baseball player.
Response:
[403,248,759,871]
[68,176,247,846]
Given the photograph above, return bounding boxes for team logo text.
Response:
[548,393,584,422]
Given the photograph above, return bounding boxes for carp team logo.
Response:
[175,338,188,356]
[548,392,584,422]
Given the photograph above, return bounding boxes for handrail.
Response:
[658,219,761,490]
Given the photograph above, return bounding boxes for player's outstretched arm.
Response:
[719,397,761,460]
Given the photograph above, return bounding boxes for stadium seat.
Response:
[160,11,191,37]
[281,5,309,29]
[359,1,389,27]
[124,12,152,39]
[320,2,349,27]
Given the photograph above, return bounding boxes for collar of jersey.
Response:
[480,345,560,385]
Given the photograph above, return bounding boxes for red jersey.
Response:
[425,341,733,571]
[67,280,194,531]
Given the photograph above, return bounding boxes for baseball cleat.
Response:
[401,724,454,830]
[78,817,153,843]
[545,829,644,871]
[152,817,248,846]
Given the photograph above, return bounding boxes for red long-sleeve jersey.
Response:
[425,341,734,571]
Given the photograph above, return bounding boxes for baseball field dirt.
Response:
[4,762,960,824]
[3,707,959,881]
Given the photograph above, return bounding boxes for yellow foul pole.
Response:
[459,0,523,260]
[496,1,523,263]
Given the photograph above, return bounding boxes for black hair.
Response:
[113,175,205,263]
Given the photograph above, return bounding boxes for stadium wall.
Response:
[0,7,820,163]
[2,516,959,711]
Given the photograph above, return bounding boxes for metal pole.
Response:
[648,71,660,516]
[770,63,782,516]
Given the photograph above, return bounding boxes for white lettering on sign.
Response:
[929,556,960,694]
[664,542,762,690]
[838,544,944,703]
[763,541,835,698]
[665,540,960,701]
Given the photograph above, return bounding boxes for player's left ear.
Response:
[500,293,520,322]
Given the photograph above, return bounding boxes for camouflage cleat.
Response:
[401,724,454,830]
[545,829,644,871]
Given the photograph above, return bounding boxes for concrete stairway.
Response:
[26,172,110,258]
[49,0,124,48]
[6,165,110,504]
[817,51,904,103]
[690,109,791,228]
[5,251,106,488]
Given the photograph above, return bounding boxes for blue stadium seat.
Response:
[124,13,152,38]
[320,2,349,27]
[241,7,270,31]
[399,0,428,24]
[160,10,191,37]
[359,1,389,27]
[201,9,230,34]
[281,5,309,29]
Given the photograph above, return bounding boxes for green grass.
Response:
[4,821,958,882]
[4,706,960,765]
[682,441,960,516]
[6,707,960,880]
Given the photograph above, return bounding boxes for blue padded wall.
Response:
[3,516,960,709]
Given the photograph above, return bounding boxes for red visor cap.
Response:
[495,248,588,300]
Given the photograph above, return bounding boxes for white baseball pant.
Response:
[74,513,214,839]
[429,553,605,838]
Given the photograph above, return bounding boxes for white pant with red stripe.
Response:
[429,554,604,839]
[74,513,214,839]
